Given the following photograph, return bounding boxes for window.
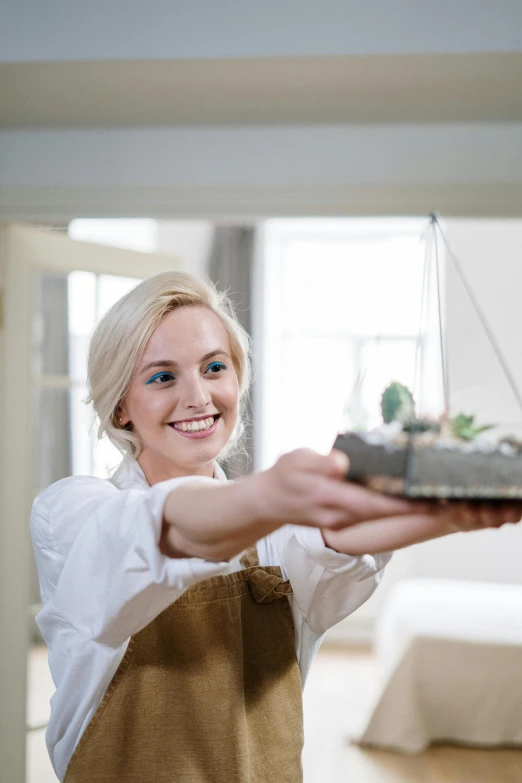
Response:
[69,271,142,477]
[257,218,442,469]
[32,270,141,495]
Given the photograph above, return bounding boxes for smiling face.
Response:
[118,305,240,483]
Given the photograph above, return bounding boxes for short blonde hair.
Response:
[86,270,252,464]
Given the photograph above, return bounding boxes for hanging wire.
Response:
[431,217,450,417]
[406,230,434,493]
[412,228,430,418]
[430,212,522,417]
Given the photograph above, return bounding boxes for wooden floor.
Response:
[28,645,522,783]
[303,646,522,783]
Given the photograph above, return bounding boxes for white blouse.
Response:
[31,458,392,781]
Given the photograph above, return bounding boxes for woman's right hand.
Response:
[249,447,430,531]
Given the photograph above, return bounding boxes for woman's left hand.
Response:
[321,500,522,555]
[437,500,522,532]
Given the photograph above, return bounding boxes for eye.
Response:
[206,361,227,374]
[145,372,175,385]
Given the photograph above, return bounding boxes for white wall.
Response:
[2,1,521,63]
[446,220,522,426]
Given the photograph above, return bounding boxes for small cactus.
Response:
[450,413,493,441]
[381,382,416,424]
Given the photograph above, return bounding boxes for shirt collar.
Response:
[110,458,228,490]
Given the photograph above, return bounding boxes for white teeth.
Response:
[173,416,216,432]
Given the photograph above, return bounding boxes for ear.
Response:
[116,404,131,427]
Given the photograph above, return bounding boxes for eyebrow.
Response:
[140,350,231,375]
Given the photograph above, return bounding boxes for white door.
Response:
[0,223,186,783]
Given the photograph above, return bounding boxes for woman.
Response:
[31,271,521,783]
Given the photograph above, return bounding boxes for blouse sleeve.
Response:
[259,524,392,635]
[30,475,231,649]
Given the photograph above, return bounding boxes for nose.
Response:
[181,372,212,410]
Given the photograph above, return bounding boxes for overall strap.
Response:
[240,544,259,569]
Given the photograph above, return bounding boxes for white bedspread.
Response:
[355,579,522,752]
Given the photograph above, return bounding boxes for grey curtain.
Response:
[207,226,256,479]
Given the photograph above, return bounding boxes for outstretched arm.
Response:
[161,448,433,562]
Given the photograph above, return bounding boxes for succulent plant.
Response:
[450,413,493,441]
[381,382,416,424]
[380,383,491,440]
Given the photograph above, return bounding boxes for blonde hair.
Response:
[86,270,252,465]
